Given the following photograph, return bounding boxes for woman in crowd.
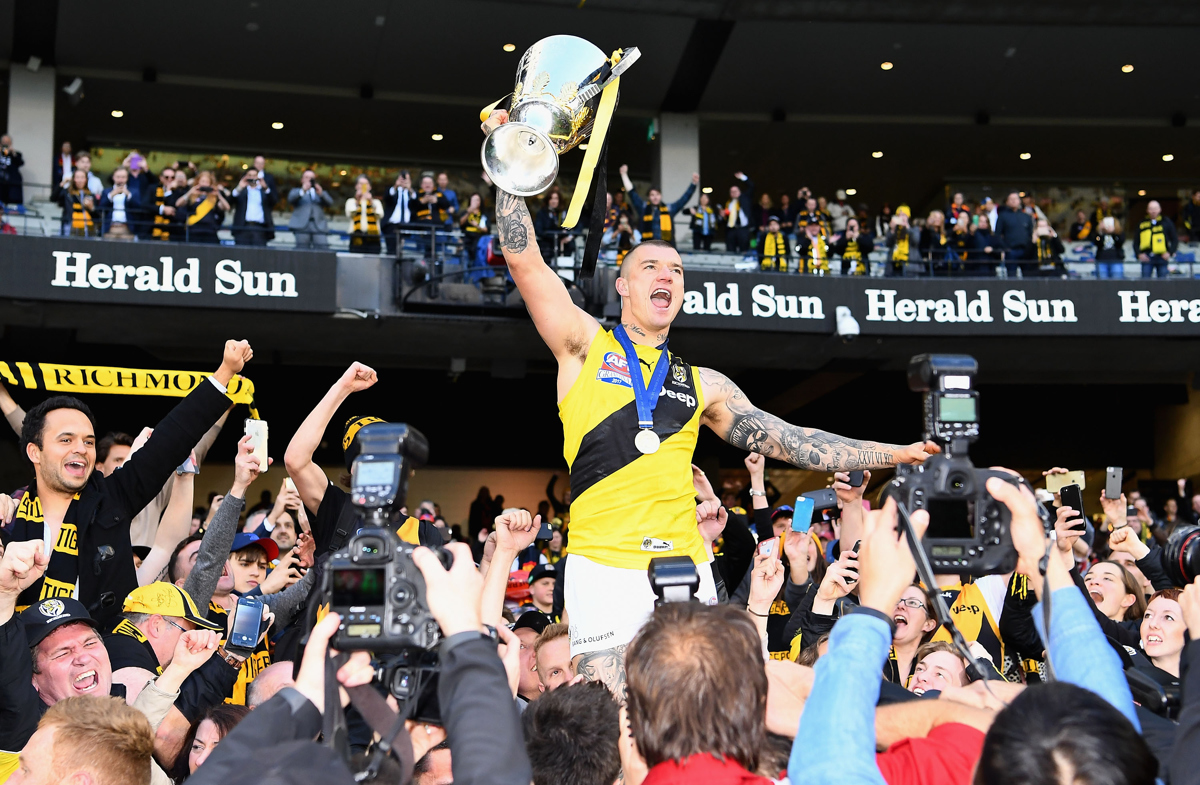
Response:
[173,704,250,781]
[1139,588,1185,681]
[947,208,974,274]
[533,189,573,265]
[1085,560,1147,624]
[887,583,940,687]
[60,168,97,237]
[176,170,230,244]
[971,213,1006,275]
[345,176,383,254]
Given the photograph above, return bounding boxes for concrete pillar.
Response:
[1155,378,1200,482]
[654,112,700,246]
[6,65,56,204]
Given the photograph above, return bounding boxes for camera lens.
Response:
[1164,525,1200,586]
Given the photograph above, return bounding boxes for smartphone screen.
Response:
[1105,467,1122,501]
[244,418,269,474]
[791,497,815,533]
[1059,484,1087,532]
[229,596,264,649]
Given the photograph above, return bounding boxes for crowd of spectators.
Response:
[0,344,1197,784]
[3,135,1199,279]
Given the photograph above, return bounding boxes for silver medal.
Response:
[635,429,660,455]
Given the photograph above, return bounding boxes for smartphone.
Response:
[803,488,839,516]
[1105,467,1122,501]
[244,418,268,473]
[284,477,297,493]
[536,521,554,541]
[228,595,264,651]
[844,541,862,583]
[1046,471,1086,494]
[757,537,778,558]
[1058,484,1087,532]
[176,455,199,475]
[791,497,815,533]
[848,471,864,488]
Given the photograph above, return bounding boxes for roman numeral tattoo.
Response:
[699,367,902,471]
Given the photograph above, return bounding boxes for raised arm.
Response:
[484,110,600,363]
[137,471,195,585]
[283,362,377,514]
[699,368,936,471]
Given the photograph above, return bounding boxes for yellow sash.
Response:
[187,195,217,226]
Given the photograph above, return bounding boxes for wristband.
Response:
[218,646,249,668]
[747,608,769,618]
[748,489,766,497]
[847,605,896,635]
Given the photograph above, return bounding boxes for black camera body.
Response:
[327,422,447,652]
[882,354,1025,576]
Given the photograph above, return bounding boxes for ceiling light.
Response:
[111,109,124,118]
[503,43,516,52]
[880,61,894,70]
[1163,153,1175,162]
[1121,64,1134,73]
[431,133,444,141]
[1019,191,1026,197]
[1019,152,1032,160]
[241,163,249,170]
[871,151,883,158]
[1138,189,1147,196]
[271,121,284,129]
[702,186,713,194]
[845,188,857,195]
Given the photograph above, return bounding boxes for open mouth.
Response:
[1146,634,1164,646]
[74,670,98,692]
[650,288,672,309]
[64,459,88,478]
[911,686,926,696]
[893,615,907,627]
[1088,590,1104,604]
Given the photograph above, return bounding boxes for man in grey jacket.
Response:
[288,170,334,249]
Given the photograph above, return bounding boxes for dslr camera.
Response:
[326,422,449,652]
[882,354,1030,576]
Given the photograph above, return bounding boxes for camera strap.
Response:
[320,652,418,783]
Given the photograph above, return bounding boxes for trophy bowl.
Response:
[482,35,622,197]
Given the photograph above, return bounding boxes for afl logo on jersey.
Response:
[597,352,632,388]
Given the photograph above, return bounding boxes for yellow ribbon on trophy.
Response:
[0,361,260,418]
[479,48,625,231]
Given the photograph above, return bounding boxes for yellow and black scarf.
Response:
[12,490,81,612]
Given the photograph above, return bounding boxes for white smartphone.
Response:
[244,418,268,473]
[284,477,296,493]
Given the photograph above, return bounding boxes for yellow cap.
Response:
[122,583,221,631]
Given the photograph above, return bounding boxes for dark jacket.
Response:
[1136,216,1179,257]
[13,381,230,628]
[186,634,532,785]
[99,187,141,235]
[230,185,277,240]
[382,186,416,226]
[625,183,696,243]
[408,191,450,224]
[971,229,1006,260]
[993,208,1034,254]
[0,147,24,184]
[1093,231,1125,260]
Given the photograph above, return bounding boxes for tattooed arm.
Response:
[574,645,628,704]
[485,110,600,365]
[698,367,937,471]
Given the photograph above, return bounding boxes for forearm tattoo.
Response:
[575,645,628,703]
[495,191,532,254]
[699,368,899,471]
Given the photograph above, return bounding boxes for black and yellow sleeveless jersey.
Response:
[932,581,1004,666]
[560,329,708,569]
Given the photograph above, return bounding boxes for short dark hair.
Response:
[974,682,1155,785]
[413,739,450,775]
[618,239,678,277]
[21,395,96,455]
[626,603,766,772]
[168,534,203,585]
[171,704,249,783]
[522,681,620,785]
[96,432,133,464]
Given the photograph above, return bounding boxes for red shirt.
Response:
[875,723,985,785]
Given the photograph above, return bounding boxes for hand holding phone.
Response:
[1046,470,1085,494]
[227,595,266,651]
[757,537,778,559]
[1058,484,1087,532]
[244,418,268,474]
[1105,467,1122,503]
[791,497,815,533]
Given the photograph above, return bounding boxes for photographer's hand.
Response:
[856,498,927,615]
[413,542,484,637]
[293,612,374,714]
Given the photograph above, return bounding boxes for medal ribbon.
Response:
[612,326,670,430]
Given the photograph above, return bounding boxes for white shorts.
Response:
[564,553,718,657]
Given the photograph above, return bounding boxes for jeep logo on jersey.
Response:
[597,352,632,388]
[658,387,697,409]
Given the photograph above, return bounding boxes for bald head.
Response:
[619,240,681,279]
[246,661,295,708]
[1147,200,1162,219]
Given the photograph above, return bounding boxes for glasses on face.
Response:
[896,598,926,611]
[164,618,189,634]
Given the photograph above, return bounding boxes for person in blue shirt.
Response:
[790,478,1155,785]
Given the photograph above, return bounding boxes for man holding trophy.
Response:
[479,36,937,698]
